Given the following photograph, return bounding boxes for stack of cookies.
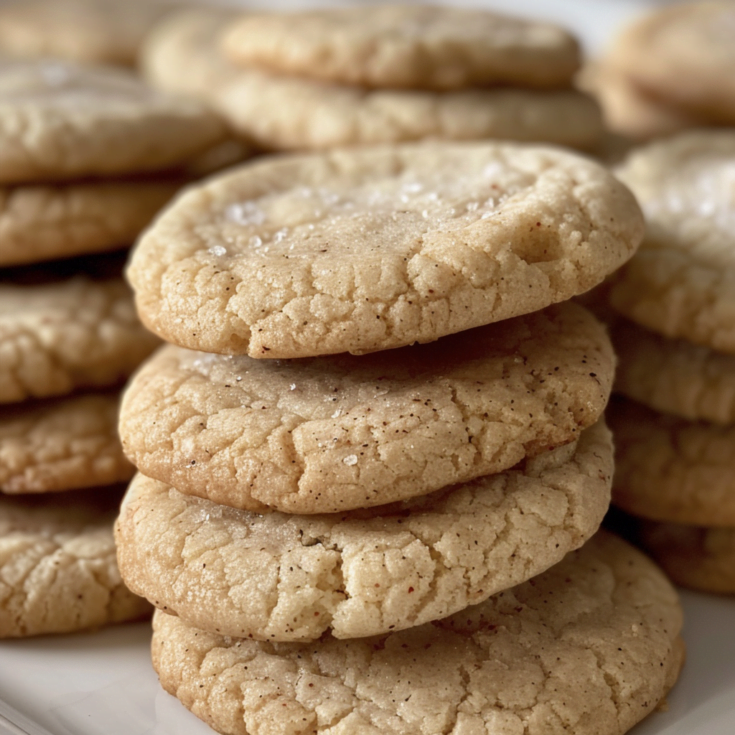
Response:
[0,56,227,637]
[606,130,735,596]
[115,135,685,734]
[141,5,605,152]
[585,1,735,140]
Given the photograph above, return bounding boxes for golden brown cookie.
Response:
[222,5,581,91]
[0,58,226,184]
[151,530,684,735]
[115,421,612,641]
[0,392,133,494]
[119,303,614,513]
[0,486,151,637]
[128,142,643,358]
[609,130,735,353]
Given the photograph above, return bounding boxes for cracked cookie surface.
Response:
[613,319,735,423]
[0,58,225,184]
[609,131,735,353]
[115,421,612,641]
[0,392,133,494]
[151,530,684,735]
[222,5,580,91]
[0,179,179,267]
[120,302,614,513]
[0,486,150,637]
[128,142,642,358]
[609,397,735,526]
[0,273,160,404]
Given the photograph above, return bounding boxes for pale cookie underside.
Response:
[0,179,179,267]
[608,1,735,121]
[216,71,604,152]
[610,130,735,353]
[613,319,735,424]
[0,0,175,67]
[115,421,612,641]
[0,487,151,637]
[609,397,735,527]
[128,142,643,358]
[0,274,160,404]
[151,531,683,735]
[0,59,225,184]
[0,391,133,494]
[119,302,614,514]
[222,5,580,91]
[641,520,735,594]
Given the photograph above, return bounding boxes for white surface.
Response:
[0,590,733,735]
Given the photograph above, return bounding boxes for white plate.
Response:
[0,589,733,735]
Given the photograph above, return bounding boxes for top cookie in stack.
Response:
[142,4,604,151]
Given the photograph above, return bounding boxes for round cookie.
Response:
[609,130,735,353]
[0,58,226,184]
[0,179,179,267]
[151,530,684,735]
[0,265,160,404]
[613,319,735,424]
[115,421,612,641]
[128,142,643,358]
[0,392,132,494]
[608,397,735,527]
[640,521,735,594]
[607,1,735,123]
[119,302,615,514]
[222,5,580,91]
[0,0,176,67]
[0,486,151,637]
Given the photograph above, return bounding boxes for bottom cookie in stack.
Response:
[608,320,735,594]
[149,530,684,735]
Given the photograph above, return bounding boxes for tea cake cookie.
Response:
[0,392,132,494]
[641,521,735,594]
[0,0,176,67]
[217,72,604,152]
[128,142,643,358]
[0,179,179,267]
[608,398,735,527]
[608,2,735,123]
[0,59,225,184]
[613,320,735,424]
[151,530,684,735]
[0,486,151,637]
[0,269,159,404]
[609,130,735,353]
[120,303,614,514]
[223,5,580,91]
[115,421,612,641]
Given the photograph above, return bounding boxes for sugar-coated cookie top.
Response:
[128,142,643,358]
[223,4,580,90]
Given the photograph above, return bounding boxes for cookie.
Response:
[608,397,735,527]
[0,392,132,494]
[0,179,179,267]
[607,1,735,123]
[613,319,735,424]
[115,421,612,641]
[0,59,226,184]
[222,6,580,91]
[127,142,643,358]
[609,130,735,353]
[0,267,159,404]
[640,521,735,594]
[119,303,614,514]
[151,530,684,735]
[0,0,175,67]
[0,486,150,637]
